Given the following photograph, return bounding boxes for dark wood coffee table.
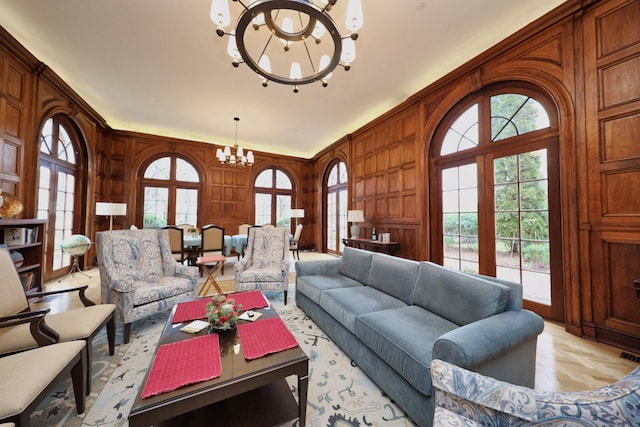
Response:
[128,300,309,427]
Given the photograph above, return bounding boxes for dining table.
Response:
[182,234,243,258]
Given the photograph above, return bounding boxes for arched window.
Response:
[253,167,294,228]
[140,156,201,228]
[37,116,84,279]
[433,85,563,320]
[325,160,348,255]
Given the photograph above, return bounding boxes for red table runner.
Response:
[172,298,209,324]
[231,290,268,311]
[237,317,298,360]
[141,334,221,399]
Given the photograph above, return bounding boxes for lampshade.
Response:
[290,209,305,219]
[96,202,127,216]
[347,210,364,223]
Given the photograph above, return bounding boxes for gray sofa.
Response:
[295,247,545,427]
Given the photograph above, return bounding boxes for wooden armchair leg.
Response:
[124,322,132,344]
[72,346,87,414]
[107,315,116,355]
[85,342,93,395]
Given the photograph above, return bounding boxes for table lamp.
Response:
[290,209,305,227]
[347,210,364,238]
[96,202,127,231]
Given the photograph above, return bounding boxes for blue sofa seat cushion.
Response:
[319,286,407,334]
[414,262,511,326]
[367,254,419,304]
[338,247,373,285]
[297,274,364,305]
[356,305,458,396]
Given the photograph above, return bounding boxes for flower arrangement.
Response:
[206,294,243,331]
[187,227,199,236]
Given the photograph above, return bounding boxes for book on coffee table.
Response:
[180,320,210,334]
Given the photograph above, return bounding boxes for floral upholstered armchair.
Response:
[96,229,199,343]
[430,358,640,426]
[234,225,290,304]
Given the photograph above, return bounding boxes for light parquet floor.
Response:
[34,251,638,394]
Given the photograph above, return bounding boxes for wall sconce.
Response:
[96,202,127,231]
[347,210,364,238]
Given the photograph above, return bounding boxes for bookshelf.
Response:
[0,218,47,293]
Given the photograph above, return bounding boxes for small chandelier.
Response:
[210,0,364,93]
[216,117,254,167]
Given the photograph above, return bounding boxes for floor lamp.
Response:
[96,202,127,231]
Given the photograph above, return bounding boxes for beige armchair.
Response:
[234,225,290,304]
[96,229,199,343]
[0,248,115,395]
[0,338,86,426]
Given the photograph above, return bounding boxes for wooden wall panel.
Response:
[603,171,640,214]
[602,113,640,161]
[600,56,640,108]
[0,45,30,197]
[584,0,640,352]
[597,0,640,56]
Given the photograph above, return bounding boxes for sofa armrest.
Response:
[295,258,341,277]
[112,277,135,292]
[433,310,544,369]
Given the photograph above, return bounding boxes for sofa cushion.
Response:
[133,277,196,306]
[413,262,511,326]
[339,247,373,285]
[319,287,407,334]
[367,254,419,304]
[356,305,458,396]
[297,274,364,305]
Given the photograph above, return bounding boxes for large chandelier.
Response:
[210,0,364,92]
[216,117,254,167]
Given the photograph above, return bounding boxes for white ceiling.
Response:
[0,0,566,159]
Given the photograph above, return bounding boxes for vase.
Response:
[0,192,23,218]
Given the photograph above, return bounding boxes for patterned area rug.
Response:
[29,288,416,427]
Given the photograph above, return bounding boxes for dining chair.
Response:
[238,223,251,235]
[200,224,226,275]
[162,225,186,263]
[176,223,195,233]
[289,223,304,260]
[0,248,115,395]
